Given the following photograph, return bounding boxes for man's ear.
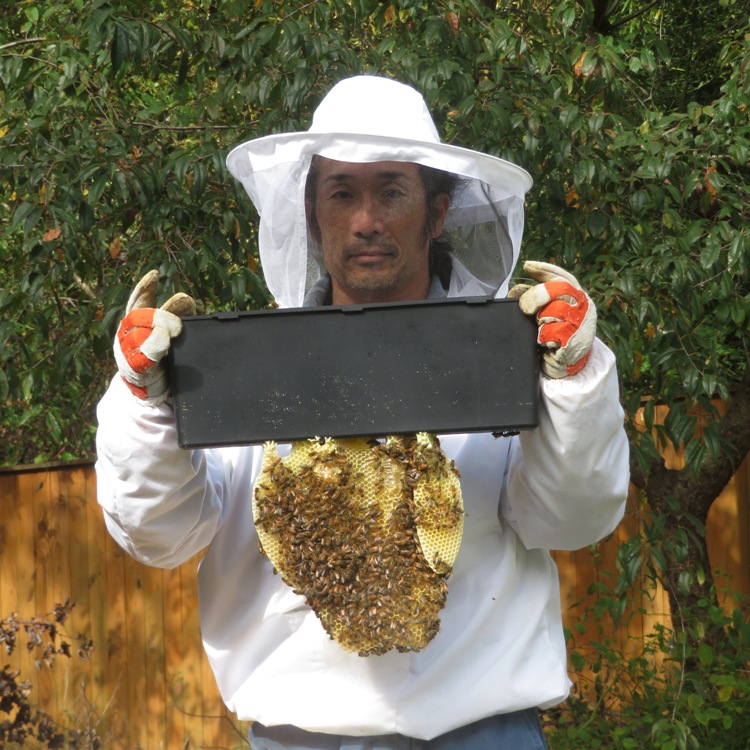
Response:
[431,193,451,238]
[305,199,321,244]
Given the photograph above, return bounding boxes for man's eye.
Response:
[383,188,406,200]
[329,190,352,200]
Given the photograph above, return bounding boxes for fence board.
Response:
[63,467,96,737]
[124,552,148,750]
[0,474,19,641]
[144,566,167,750]
[0,454,747,749]
[180,560,205,746]
[710,454,750,602]
[108,530,132,744]
[83,465,111,742]
[163,565,186,748]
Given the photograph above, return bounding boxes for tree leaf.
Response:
[78,201,95,234]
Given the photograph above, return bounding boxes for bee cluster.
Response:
[252,433,463,656]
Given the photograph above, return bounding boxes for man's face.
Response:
[308,158,450,305]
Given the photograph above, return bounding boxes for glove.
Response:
[114,270,196,402]
[508,261,597,379]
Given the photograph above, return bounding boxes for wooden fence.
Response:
[0,453,748,749]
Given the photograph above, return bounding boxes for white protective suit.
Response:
[96,76,629,740]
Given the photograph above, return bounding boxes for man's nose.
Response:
[351,197,384,237]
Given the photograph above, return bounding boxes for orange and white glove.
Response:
[508,261,597,379]
[114,270,196,402]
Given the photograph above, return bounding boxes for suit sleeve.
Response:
[500,338,630,550]
[95,375,257,568]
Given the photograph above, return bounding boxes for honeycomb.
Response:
[252,433,464,656]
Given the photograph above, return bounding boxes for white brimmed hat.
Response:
[227,75,533,308]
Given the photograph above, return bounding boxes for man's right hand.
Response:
[113,270,196,402]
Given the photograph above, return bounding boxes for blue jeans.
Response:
[249,709,549,749]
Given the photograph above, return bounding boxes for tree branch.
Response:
[628,453,647,491]
[131,121,236,132]
[73,273,97,302]
[609,0,661,32]
[699,365,750,488]
[0,38,47,52]
[647,365,750,521]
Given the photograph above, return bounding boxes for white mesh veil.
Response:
[226,76,532,309]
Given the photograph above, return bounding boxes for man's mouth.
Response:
[347,245,395,263]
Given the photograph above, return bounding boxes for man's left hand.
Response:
[508,261,597,379]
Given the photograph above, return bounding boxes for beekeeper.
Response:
[96,76,629,750]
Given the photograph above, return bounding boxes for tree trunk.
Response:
[646,476,717,623]
[637,367,750,651]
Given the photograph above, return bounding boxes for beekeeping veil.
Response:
[226,75,532,309]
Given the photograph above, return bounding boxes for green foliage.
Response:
[462,5,750,476]
[0,1,748,478]
[546,571,750,750]
[636,0,749,110]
